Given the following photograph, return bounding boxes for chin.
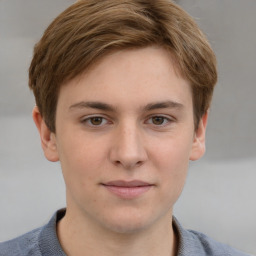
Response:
[105,221,148,234]
[100,209,158,234]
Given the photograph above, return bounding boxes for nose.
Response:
[109,123,148,170]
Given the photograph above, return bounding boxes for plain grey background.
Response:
[0,0,255,254]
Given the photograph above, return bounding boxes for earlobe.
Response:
[32,106,59,162]
[189,111,208,161]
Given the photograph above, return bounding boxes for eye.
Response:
[90,117,104,125]
[81,116,108,126]
[151,116,166,125]
[146,116,172,126]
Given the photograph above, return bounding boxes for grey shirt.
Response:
[0,209,251,256]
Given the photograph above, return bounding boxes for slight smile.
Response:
[101,180,154,199]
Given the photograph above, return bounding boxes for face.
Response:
[34,46,207,234]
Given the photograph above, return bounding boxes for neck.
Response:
[57,209,178,256]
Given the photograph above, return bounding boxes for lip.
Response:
[101,180,154,199]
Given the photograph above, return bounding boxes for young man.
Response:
[0,1,250,255]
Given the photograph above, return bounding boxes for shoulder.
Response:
[173,217,252,256]
[187,229,250,256]
[0,209,66,256]
[0,227,42,256]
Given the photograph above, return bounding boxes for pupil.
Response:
[91,117,102,125]
[152,117,164,125]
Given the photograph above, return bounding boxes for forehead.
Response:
[58,46,192,111]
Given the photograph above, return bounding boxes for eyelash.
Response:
[81,116,110,127]
[80,115,174,128]
[146,116,173,126]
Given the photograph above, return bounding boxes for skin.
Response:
[33,46,207,256]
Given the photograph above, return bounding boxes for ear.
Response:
[32,106,59,162]
[189,111,208,161]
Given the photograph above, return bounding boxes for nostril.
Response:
[109,137,148,169]
[136,161,143,167]
[113,159,144,169]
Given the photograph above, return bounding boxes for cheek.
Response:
[149,132,193,170]
[158,146,189,192]
[148,134,193,198]
[56,134,108,186]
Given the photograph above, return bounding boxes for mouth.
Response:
[101,180,154,199]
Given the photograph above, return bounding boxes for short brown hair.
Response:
[29,0,217,132]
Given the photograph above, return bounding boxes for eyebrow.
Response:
[143,101,184,111]
[69,101,116,112]
[69,100,184,112]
